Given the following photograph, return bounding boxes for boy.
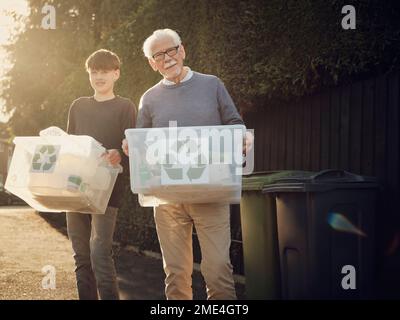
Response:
[67,49,136,300]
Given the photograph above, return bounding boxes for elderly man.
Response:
[123,28,252,300]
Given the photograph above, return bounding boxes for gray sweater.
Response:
[137,71,244,128]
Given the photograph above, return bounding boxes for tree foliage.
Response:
[2,0,400,136]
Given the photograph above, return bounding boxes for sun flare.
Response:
[0,0,29,122]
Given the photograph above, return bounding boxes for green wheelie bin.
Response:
[240,171,314,299]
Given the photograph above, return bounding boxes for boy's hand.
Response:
[122,139,129,156]
[243,131,254,155]
[104,149,121,166]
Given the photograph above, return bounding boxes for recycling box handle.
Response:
[310,169,364,182]
[39,126,68,137]
[38,126,107,159]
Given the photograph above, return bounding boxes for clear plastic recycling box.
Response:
[5,127,122,214]
[125,125,245,207]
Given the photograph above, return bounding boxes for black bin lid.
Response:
[262,169,380,193]
[242,170,314,191]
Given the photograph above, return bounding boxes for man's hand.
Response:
[243,131,254,155]
[122,139,129,156]
[104,149,122,166]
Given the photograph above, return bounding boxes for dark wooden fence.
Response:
[245,72,399,187]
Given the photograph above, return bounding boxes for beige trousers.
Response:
[154,203,237,300]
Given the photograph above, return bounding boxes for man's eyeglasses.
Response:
[152,45,180,62]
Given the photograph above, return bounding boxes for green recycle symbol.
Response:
[163,139,207,181]
[163,163,207,181]
[32,145,58,171]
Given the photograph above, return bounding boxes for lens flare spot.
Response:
[327,213,366,237]
[385,231,400,256]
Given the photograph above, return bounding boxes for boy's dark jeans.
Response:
[67,207,119,300]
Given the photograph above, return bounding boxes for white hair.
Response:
[142,28,182,59]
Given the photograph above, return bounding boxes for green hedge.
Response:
[3,0,400,136]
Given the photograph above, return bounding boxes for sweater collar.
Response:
[162,67,193,86]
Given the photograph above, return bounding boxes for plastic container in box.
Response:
[5,127,122,214]
[125,125,245,207]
